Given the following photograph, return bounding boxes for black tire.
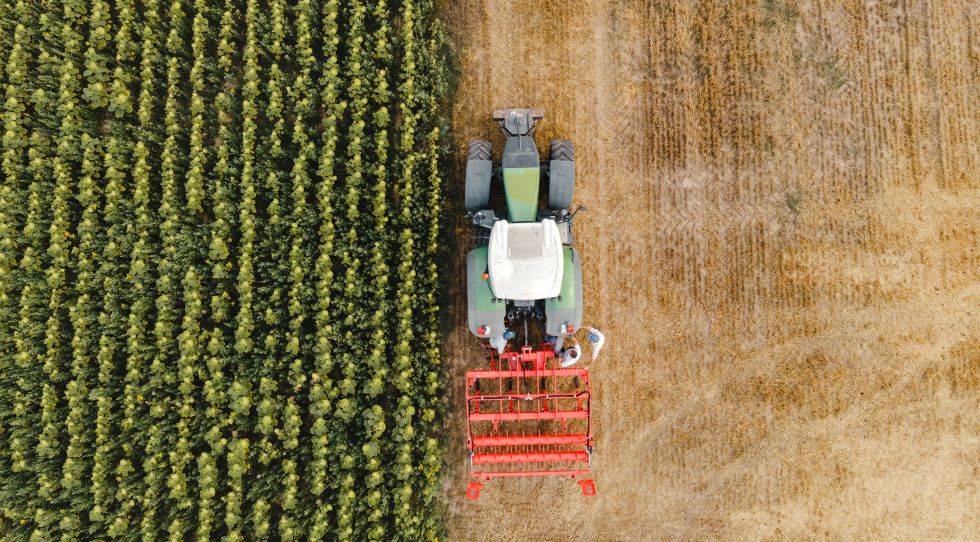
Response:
[467,140,491,161]
[550,139,574,161]
[548,139,575,209]
[465,140,492,210]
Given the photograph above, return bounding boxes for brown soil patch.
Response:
[440,1,979,540]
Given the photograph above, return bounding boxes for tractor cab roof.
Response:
[487,219,564,301]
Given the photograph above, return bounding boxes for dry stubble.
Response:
[440,1,978,540]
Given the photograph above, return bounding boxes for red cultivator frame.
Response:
[465,345,596,499]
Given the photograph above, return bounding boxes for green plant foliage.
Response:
[0,0,450,539]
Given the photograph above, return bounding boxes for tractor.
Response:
[462,109,596,499]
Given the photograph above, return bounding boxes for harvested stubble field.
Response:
[440,0,978,540]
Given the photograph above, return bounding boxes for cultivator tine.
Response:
[577,479,597,497]
[466,482,483,500]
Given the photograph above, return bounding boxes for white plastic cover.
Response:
[487,219,564,300]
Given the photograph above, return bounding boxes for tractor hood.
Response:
[487,219,564,301]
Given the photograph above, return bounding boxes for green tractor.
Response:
[462,109,596,499]
[465,108,584,353]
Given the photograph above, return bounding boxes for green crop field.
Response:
[0,0,449,539]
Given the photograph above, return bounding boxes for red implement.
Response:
[465,345,596,498]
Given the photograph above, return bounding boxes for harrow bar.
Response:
[465,345,596,499]
[466,367,590,380]
[473,451,590,465]
[471,433,589,447]
[468,407,590,422]
[474,469,592,479]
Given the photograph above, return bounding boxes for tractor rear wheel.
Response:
[548,139,575,210]
[465,140,493,210]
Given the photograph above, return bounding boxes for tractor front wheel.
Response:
[548,139,575,210]
[549,139,574,161]
[468,139,492,161]
[465,140,493,210]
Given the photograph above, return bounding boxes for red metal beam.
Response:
[473,451,589,464]
[465,391,587,402]
[468,409,589,422]
[466,368,589,380]
[472,469,591,479]
[471,434,589,447]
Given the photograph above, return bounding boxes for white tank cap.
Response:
[583,326,605,362]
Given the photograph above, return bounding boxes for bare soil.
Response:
[440,1,979,540]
